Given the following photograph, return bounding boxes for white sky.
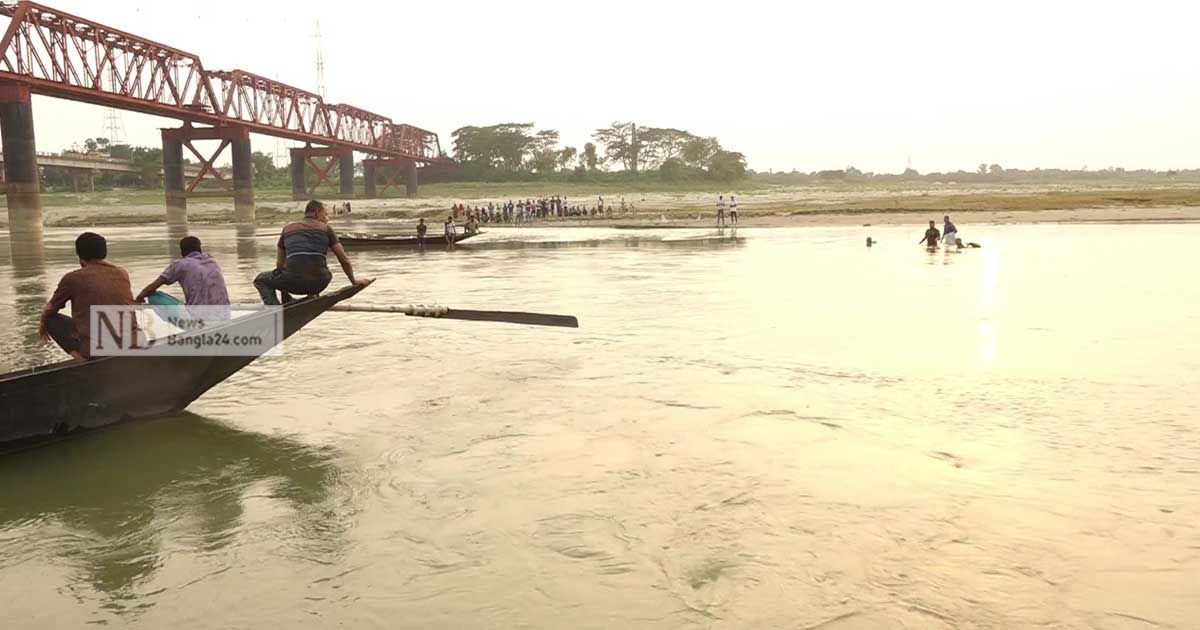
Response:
[19,0,1200,173]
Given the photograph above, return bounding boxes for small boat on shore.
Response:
[0,283,368,452]
[340,231,480,248]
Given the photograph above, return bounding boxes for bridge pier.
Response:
[161,131,187,224]
[362,160,377,198]
[290,150,306,198]
[230,132,254,223]
[289,146,354,201]
[360,157,417,198]
[405,160,418,198]
[162,124,254,224]
[339,152,354,197]
[0,81,43,240]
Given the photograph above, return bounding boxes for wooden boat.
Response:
[340,231,480,248]
[0,283,368,452]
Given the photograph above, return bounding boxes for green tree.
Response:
[592,121,638,171]
[558,146,577,170]
[681,136,720,169]
[250,151,279,186]
[582,142,598,170]
[637,127,693,170]
[659,157,685,182]
[706,150,747,182]
[524,129,561,174]
[451,123,541,173]
[130,146,163,188]
[108,143,133,160]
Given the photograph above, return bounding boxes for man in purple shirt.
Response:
[135,236,230,306]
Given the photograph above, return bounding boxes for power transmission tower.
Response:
[102,108,125,146]
[314,20,327,100]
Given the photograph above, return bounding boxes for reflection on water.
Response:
[2,231,51,364]
[166,217,190,258]
[7,231,46,279]
[0,413,345,612]
[234,223,258,262]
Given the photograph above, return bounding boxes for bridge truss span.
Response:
[0,1,440,161]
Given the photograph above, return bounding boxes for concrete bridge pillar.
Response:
[362,159,377,198]
[230,130,254,223]
[161,131,186,224]
[339,152,355,197]
[406,160,418,198]
[0,81,43,240]
[290,149,306,198]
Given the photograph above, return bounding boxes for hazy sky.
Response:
[18,0,1200,173]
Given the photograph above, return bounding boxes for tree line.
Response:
[752,164,1200,185]
[448,121,748,183]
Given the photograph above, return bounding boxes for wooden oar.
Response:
[328,304,578,328]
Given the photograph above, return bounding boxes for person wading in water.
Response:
[919,221,941,249]
[416,218,428,247]
[444,215,457,250]
[942,215,958,247]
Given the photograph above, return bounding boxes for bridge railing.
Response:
[0,1,440,161]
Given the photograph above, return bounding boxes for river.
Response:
[1,221,1197,628]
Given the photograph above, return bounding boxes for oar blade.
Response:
[441,309,579,328]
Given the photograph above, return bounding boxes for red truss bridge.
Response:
[0,0,441,230]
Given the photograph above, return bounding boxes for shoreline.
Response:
[1,185,1198,231]
[3,205,1196,232]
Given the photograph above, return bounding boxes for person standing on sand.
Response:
[919,221,941,248]
[942,215,958,247]
[716,195,726,226]
[416,218,427,247]
[730,196,738,224]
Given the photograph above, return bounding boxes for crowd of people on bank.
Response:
[450,196,635,225]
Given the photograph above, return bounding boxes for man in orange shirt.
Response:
[39,232,136,360]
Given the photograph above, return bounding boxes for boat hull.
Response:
[340,231,479,248]
[0,284,366,451]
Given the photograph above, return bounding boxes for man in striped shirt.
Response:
[254,200,368,305]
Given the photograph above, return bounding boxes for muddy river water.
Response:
[0,221,1196,628]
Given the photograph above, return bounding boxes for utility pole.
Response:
[630,122,638,174]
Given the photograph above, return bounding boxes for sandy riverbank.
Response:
[2,184,1199,230]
